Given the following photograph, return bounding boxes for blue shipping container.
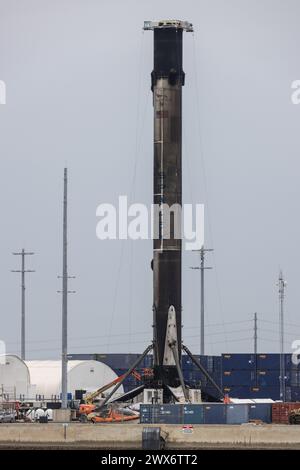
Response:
[289,353,300,370]
[182,355,200,368]
[182,355,220,373]
[253,387,280,400]
[214,356,222,371]
[256,354,280,370]
[286,387,292,402]
[142,354,154,368]
[151,404,183,424]
[257,370,282,387]
[183,405,204,424]
[140,416,152,424]
[223,386,247,398]
[223,386,280,400]
[226,404,249,424]
[99,353,151,369]
[291,387,300,402]
[248,404,272,423]
[203,356,214,373]
[140,405,151,415]
[152,415,182,425]
[203,404,226,424]
[291,371,300,386]
[222,370,256,386]
[222,354,255,370]
[256,354,297,371]
[99,354,141,369]
[140,405,152,424]
[140,404,182,424]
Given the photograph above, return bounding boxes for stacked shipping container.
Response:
[222,353,273,398]
[221,353,300,400]
[182,355,222,399]
[68,352,300,400]
[140,403,272,425]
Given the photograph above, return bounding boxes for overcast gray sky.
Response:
[1,0,300,359]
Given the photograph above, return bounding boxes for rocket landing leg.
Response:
[153,306,189,402]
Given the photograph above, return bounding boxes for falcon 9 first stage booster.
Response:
[144,20,193,386]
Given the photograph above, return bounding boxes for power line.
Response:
[258,337,291,345]
[260,318,300,328]
[6,332,257,355]
[205,319,253,327]
[3,325,255,348]
[2,318,261,348]
[259,327,299,337]
[10,332,290,356]
[190,337,253,346]
[5,315,297,349]
[185,328,253,339]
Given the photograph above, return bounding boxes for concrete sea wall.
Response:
[0,423,299,449]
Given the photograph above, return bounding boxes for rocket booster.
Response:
[144,20,193,385]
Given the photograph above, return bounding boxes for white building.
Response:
[0,355,30,399]
[25,360,123,399]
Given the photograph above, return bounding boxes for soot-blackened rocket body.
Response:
[144,20,193,386]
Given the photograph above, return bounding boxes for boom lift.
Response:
[79,370,141,418]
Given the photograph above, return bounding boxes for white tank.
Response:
[25,360,123,398]
[0,355,30,399]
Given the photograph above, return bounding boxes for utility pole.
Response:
[278,270,286,402]
[62,167,68,410]
[190,247,213,355]
[254,312,258,355]
[11,249,35,360]
[57,169,75,409]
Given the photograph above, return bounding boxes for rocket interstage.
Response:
[144,20,193,386]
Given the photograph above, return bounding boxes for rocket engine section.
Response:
[144,20,193,386]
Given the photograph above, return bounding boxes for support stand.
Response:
[170,343,190,402]
[100,343,153,408]
[182,344,224,398]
